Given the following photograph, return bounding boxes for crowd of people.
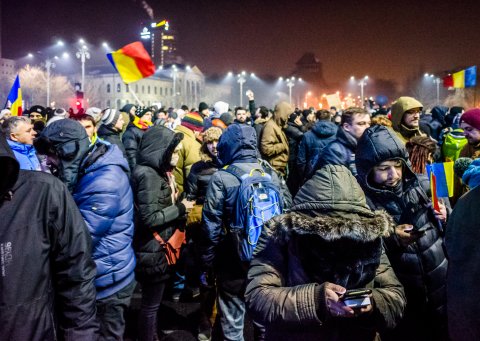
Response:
[1,90,480,341]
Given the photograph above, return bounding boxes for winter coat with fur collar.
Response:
[245,165,406,341]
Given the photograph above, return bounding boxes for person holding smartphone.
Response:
[245,164,406,341]
[355,125,448,341]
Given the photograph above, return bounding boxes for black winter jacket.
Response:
[132,126,186,283]
[246,165,405,341]
[186,158,220,204]
[97,124,127,159]
[0,135,98,341]
[122,123,145,172]
[356,126,447,323]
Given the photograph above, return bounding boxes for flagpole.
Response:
[128,86,144,107]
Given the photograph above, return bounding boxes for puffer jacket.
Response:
[122,123,146,172]
[260,102,291,176]
[186,147,220,204]
[73,141,136,299]
[297,120,337,180]
[355,125,447,321]
[173,125,202,194]
[313,126,358,177]
[7,139,41,170]
[199,124,287,295]
[245,165,406,341]
[132,125,186,283]
[0,135,98,341]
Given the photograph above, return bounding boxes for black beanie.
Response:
[199,102,209,112]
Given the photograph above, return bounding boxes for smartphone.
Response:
[341,289,372,308]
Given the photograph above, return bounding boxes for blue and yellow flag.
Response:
[6,75,23,116]
[426,162,454,197]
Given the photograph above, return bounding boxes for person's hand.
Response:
[434,201,447,223]
[395,224,423,247]
[181,198,195,210]
[246,89,254,101]
[324,283,355,318]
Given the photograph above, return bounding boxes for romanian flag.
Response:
[443,66,476,88]
[6,75,22,116]
[106,41,155,84]
[426,162,454,198]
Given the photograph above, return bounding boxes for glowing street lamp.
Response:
[286,78,295,105]
[237,73,246,106]
[424,73,441,105]
[76,44,91,91]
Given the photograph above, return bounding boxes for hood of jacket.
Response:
[274,101,293,129]
[213,101,229,117]
[217,123,258,166]
[355,125,416,193]
[137,125,183,173]
[0,134,20,199]
[431,106,448,126]
[34,119,91,192]
[311,120,337,138]
[391,96,423,132]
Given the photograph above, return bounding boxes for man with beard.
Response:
[390,96,425,143]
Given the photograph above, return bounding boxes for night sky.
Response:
[2,0,480,84]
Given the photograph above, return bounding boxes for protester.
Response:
[3,116,41,171]
[35,119,136,339]
[72,113,98,146]
[284,111,305,195]
[97,108,127,158]
[0,108,11,124]
[122,105,153,172]
[0,133,98,341]
[313,107,370,177]
[131,125,194,341]
[246,165,406,340]
[390,96,425,143]
[260,101,291,177]
[356,125,448,341]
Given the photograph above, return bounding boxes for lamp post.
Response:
[352,76,368,108]
[45,58,56,107]
[286,77,295,105]
[76,44,90,91]
[425,74,441,105]
[172,65,177,108]
[237,71,246,106]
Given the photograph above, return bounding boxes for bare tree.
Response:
[18,65,74,108]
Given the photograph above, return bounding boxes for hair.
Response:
[341,107,369,126]
[2,116,32,137]
[72,114,96,127]
[315,110,331,121]
[405,136,437,174]
[234,106,246,115]
[257,106,270,119]
[181,105,189,112]
[371,115,392,127]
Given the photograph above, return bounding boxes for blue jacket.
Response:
[7,139,41,171]
[73,142,136,299]
[297,120,337,179]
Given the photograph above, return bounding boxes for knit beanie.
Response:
[85,107,103,123]
[121,103,136,114]
[199,102,209,112]
[29,105,47,117]
[138,107,153,118]
[101,108,121,127]
[459,108,480,130]
[0,109,11,120]
[219,112,234,126]
[181,112,204,132]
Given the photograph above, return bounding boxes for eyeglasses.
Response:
[404,109,421,115]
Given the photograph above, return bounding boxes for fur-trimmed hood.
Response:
[266,210,393,243]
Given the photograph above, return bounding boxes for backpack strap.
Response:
[222,164,246,180]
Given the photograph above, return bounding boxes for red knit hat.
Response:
[460,108,480,130]
[181,112,204,132]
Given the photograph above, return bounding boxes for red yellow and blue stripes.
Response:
[443,66,477,88]
[106,41,155,84]
[426,162,454,198]
[6,75,22,116]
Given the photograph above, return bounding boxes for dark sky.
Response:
[2,0,480,84]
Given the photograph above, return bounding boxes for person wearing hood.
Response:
[444,106,464,128]
[245,164,406,341]
[355,125,448,341]
[204,101,229,130]
[131,125,194,341]
[3,116,42,171]
[199,123,289,341]
[0,133,98,340]
[427,106,448,141]
[122,104,153,172]
[390,96,425,143]
[34,119,136,340]
[313,107,371,177]
[260,101,291,177]
[297,110,337,182]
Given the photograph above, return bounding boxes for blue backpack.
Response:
[223,165,282,262]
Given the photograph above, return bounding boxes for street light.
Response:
[237,73,246,107]
[45,58,56,107]
[351,76,368,108]
[424,73,441,105]
[286,78,295,105]
[76,44,90,91]
[171,65,178,108]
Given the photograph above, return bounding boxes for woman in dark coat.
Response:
[355,125,448,341]
[245,164,406,341]
[132,125,194,341]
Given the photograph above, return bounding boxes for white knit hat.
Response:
[101,108,121,126]
[85,107,103,123]
[0,109,11,120]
